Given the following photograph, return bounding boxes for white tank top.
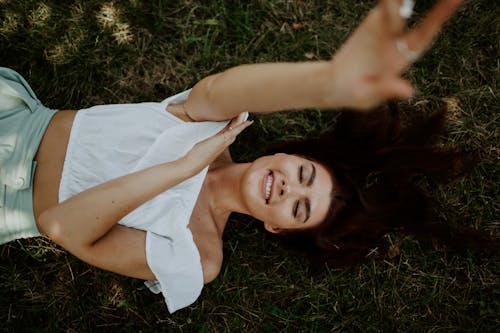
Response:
[59,90,229,313]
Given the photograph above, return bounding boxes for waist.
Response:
[33,110,77,220]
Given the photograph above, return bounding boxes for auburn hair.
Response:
[265,102,498,269]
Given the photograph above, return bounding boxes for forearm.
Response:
[39,158,194,248]
[185,61,338,121]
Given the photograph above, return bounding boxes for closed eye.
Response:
[295,163,315,222]
[307,163,315,187]
[293,200,299,217]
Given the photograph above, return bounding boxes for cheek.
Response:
[241,174,259,206]
[265,202,293,227]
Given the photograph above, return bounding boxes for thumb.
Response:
[375,76,414,101]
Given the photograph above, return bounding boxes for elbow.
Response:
[38,208,93,257]
[188,72,226,121]
[203,269,220,284]
[202,259,222,284]
[37,208,65,245]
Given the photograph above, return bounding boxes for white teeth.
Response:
[265,173,273,201]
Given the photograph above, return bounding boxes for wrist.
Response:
[318,59,343,109]
[177,153,208,178]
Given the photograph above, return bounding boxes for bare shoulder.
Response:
[189,197,226,284]
[195,229,224,284]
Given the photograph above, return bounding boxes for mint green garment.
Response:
[0,67,58,244]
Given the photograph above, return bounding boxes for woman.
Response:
[0,0,476,313]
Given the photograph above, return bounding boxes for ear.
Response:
[264,223,281,234]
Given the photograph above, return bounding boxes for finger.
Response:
[225,117,252,132]
[221,120,253,144]
[228,112,250,128]
[379,0,406,33]
[374,76,413,101]
[235,112,249,124]
[229,120,253,137]
[399,0,415,19]
[407,0,463,52]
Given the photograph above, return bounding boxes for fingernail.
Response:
[400,0,414,18]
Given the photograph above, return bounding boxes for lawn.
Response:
[1,0,498,332]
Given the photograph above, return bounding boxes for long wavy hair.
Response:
[266,102,498,269]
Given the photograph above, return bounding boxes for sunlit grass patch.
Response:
[28,2,51,28]
[0,11,21,34]
[96,2,119,29]
[44,28,86,65]
[96,2,134,44]
[112,22,133,45]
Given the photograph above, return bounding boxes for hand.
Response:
[182,113,253,174]
[328,0,463,110]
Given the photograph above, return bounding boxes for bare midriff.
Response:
[33,110,77,226]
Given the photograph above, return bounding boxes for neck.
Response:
[203,162,251,233]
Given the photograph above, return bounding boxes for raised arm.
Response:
[184,0,463,121]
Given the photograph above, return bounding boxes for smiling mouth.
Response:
[264,171,274,204]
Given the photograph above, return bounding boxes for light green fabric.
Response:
[0,67,58,244]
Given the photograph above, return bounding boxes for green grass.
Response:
[1,0,499,332]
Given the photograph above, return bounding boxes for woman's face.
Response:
[241,153,334,233]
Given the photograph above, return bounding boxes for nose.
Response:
[279,181,290,196]
[279,178,307,197]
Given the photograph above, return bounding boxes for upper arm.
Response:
[63,225,155,281]
[184,72,228,121]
